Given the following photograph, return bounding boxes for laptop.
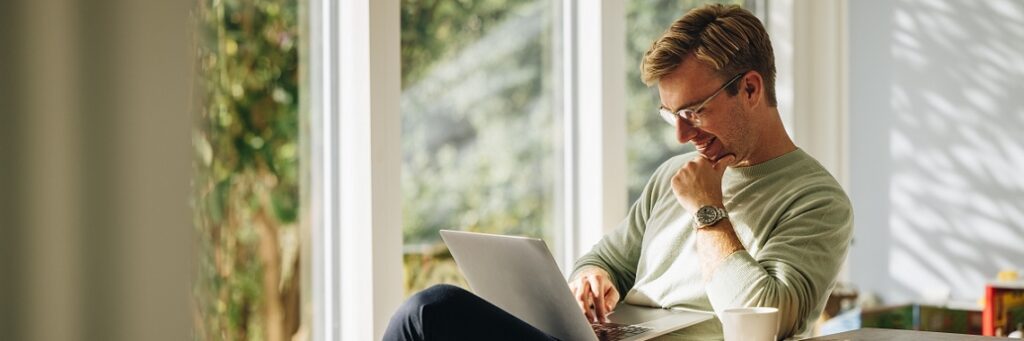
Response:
[440,230,713,341]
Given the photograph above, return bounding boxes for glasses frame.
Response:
[658,71,747,127]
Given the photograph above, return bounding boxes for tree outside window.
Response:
[193,0,302,339]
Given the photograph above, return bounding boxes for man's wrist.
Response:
[694,204,728,228]
[572,264,610,279]
[695,199,725,209]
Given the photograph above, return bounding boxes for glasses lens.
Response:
[659,108,677,127]
[680,109,697,123]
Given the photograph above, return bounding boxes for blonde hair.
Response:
[641,4,777,106]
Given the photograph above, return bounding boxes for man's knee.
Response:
[397,284,470,318]
[410,284,471,309]
[386,284,469,339]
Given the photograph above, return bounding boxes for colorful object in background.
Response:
[860,304,982,334]
[983,282,1024,336]
[998,269,1020,283]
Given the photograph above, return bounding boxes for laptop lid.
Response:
[440,230,597,341]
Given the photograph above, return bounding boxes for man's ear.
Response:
[740,71,764,109]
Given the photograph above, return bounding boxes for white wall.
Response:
[848,0,1024,304]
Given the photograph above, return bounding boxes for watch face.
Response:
[696,206,723,226]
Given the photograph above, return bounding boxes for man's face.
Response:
[657,56,752,162]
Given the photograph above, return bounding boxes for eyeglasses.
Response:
[658,72,746,127]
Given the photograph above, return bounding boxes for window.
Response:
[193,0,305,339]
[400,0,562,295]
[316,0,778,337]
[625,0,748,203]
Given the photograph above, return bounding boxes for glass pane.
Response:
[401,0,560,296]
[193,0,305,339]
[626,0,745,203]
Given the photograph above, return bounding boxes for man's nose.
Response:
[676,115,699,143]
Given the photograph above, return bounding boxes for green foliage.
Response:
[193,0,300,339]
[400,0,554,294]
[399,0,553,243]
[401,0,534,87]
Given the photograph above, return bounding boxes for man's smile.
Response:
[693,132,729,161]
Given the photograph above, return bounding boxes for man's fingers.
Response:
[593,297,607,323]
[606,288,620,313]
[694,154,713,167]
[602,292,616,322]
[578,280,595,322]
[587,276,607,322]
[715,154,736,172]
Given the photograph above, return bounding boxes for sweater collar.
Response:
[727,148,806,179]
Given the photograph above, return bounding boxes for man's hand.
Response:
[671,154,736,213]
[568,266,620,323]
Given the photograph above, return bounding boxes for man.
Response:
[385,4,852,340]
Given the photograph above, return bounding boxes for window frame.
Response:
[766,0,849,187]
[558,0,628,273]
[309,0,402,340]
[310,1,628,338]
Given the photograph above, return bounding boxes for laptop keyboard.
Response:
[591,323,652,341]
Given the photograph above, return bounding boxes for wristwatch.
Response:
[694,205,728,228]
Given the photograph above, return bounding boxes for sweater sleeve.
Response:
[570,155,680,297]
[704,186,854,337]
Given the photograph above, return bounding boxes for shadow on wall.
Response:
[857,0,1024,303]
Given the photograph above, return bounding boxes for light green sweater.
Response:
[573,149,853,340]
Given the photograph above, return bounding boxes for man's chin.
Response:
[700,151,731,162]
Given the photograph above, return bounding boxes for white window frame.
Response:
[309,1,629,338]
[559,0,628,273]
[767,0,849,188]
[309,0,402,340]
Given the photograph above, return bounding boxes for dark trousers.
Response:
[383,284,560,341]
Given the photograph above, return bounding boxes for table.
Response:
[802,328,1012,340]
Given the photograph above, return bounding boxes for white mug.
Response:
[719,307,779,341]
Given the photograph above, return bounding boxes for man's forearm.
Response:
[695,218,746,282]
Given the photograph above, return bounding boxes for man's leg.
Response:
[383,284,559,341]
